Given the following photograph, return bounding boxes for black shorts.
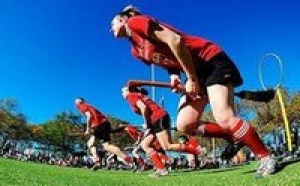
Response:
[197,52,243,89]
[93,121,111,143]
[149,114,171,134]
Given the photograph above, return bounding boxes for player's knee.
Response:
[141,144,151,153]
[214,114,237,129]
[176,123,195,135]
[140,140,149,149]
[140,143,147,151]
[176,123,188,133]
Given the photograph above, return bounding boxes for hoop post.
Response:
[276,87,292,152]
[259,53,292,151]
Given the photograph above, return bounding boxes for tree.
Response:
[249,88,295,133]
[287,91,300,123]
[107,116,133,148]
[0,98,31,143]
[38,112,83,155]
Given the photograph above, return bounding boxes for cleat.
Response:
[255,156,277,177]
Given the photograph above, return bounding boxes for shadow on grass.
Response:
[202,167,242,174]
[172,166,242,174]
[241,170,256,175]
[276,156,300,173]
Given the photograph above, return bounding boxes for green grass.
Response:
[0,158,300,186]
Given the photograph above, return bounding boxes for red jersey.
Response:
[124,126,143,142]
[126,92,167,124]
[127,15,222,72]
[76,103,108,127]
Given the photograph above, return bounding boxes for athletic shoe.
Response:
[256,156,277,177]
[220,142,244,160]
[148,169,168,178]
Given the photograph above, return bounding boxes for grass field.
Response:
[0,158,300,186]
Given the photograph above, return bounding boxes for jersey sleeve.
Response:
[127,15,159,38]
[127,94,139,106]
[127,94,144,113]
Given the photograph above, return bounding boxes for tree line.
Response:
[1,88,299,154]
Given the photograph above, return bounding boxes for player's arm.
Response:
[136,100,151,129]
[84,111,92,134]
[150,24,198,95]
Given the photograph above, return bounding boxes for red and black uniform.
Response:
[125,92,170,133]
[124,126,146,168]
[150,136,169,163]
[127,15,243,90]
[77,102,111,142]
[124,125,143,142]
[124,15,270,162]
[124,125,169,166]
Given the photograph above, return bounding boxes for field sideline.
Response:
[0,158,299,186]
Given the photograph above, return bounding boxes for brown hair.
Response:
[118,5,141,18]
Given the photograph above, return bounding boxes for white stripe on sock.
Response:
[234,121,250,139]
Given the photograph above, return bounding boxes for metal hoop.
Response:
[258,53,284,90]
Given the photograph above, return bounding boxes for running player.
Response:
[121,86,201,177]
[111,5,277,176]
[178,135,203,169]
[75,98,132,170]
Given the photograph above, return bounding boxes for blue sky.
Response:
[0,0,299,125]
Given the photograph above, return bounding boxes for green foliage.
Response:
[234,88,300,135]
[261,89,299,133]
[107,115,134,148]
[0,98,30,140]
[37,112,83,154]
[1,87,299,156]
[287,91,300,122]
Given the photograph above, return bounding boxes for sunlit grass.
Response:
[0,158,300,186]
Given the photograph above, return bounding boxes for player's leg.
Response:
[97,122,132,165]
[87,135,101,170]
[141,134,168,177]
[207,83,276,176]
